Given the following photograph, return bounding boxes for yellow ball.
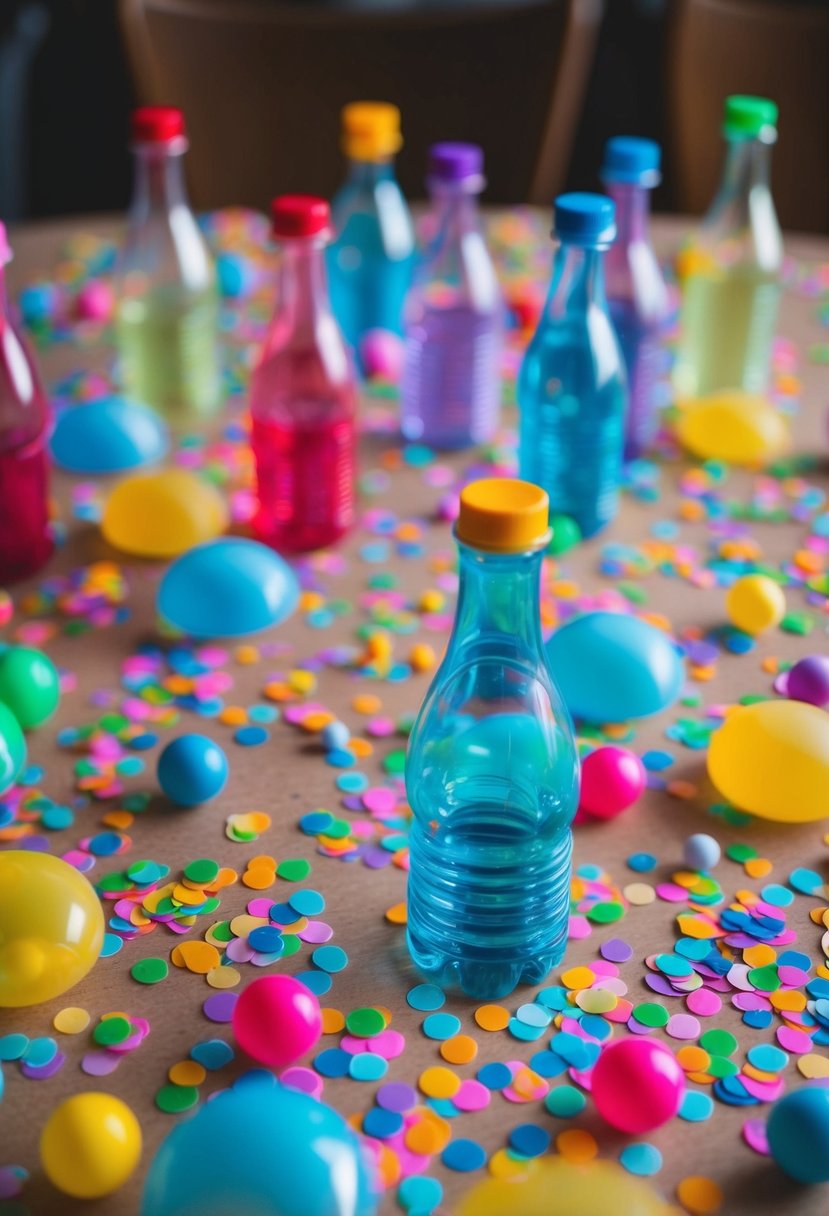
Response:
[409,643,436,672]
[40,1092,142,1199]
[455,1156,678,1216]
[102,468,228,558]
[725,574,786,635]
[0,851,104,1007]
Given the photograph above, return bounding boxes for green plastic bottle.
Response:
[676,95,782,399]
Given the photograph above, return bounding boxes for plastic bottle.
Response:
[250,196,357,554]
[601,137,672,460]
[328,102,415,364]
[406,478,579,999]
[114,106,220,419]
[675,95,782,398]
[518,194,627,538]
[0,222,52,582]
[401,142,502,448]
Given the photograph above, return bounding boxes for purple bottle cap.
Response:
[428,142,485,187]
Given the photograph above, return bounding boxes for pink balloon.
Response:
[592,1038,685,1133]
[232,975,322,1069]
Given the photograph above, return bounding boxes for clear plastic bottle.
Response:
[114,106,220,419]
[328,102,415,364]
[0,222,52,582]
[602,137,672,460]
[401,142,502,448]
[675,95,782,398]
[250,196,357,554]
[406,478,579,1000]
[518,194,627,538]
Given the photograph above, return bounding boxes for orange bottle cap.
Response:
[456,478,550,553]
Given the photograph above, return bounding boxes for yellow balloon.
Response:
[675,391,789,467]
[708,699,829,822]
[102,468,228,558]
[455,1157,679,1216]
[0,851,104,1007]
[725,574,786,635]
[40,1092,142,1199]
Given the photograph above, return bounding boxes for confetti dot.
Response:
[474,1003,510,1031]
[545,1085,587,1117]
[156,1084,200,1113]
[509,1123,551,1158]
[556,1129,598,1163]
[345,1008,386,1038]
[407,984,445,1012]
[621,1142,663,1177]
[422,1013,462,1041]
[441,1138,486,1172]
[311,945,348,973]
[168,1060,206,1087]
[440,1035,478,1065]
[676,1176,723,1215]
[52,1007,90,1035]
[130,957,169,985]
[419,1066,461,1099]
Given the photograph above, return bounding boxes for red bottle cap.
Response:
[271,195,331,239]
[131,106,186,145]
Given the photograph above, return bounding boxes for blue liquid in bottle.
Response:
[518,194,627,538]
[327,103,414,365]
[406,478,579,1000]
[401,142,502,448]
[602,138,673,461]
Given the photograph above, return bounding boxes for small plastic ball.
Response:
[767,1086,829,1184]
[725,574,786,636]
[548,513,582,556]
[359,328,404,380]
[592,1038,685,1133]
[456,1155,675,1216]
[0,701,27,794]
[786,655,829,707]
[322,720,351,752]
[19,282,61,325]
[579,746,646,820]
[0,851,104,1007]
[683,832,721,872]
[157,734,228,806]
[0,645,60,729]
[217,251,254,299]
[233,974,322,1068]
[410,643,436,672]
[437,492,460,523]
[75,279,114,322]
[40,1092,142,1199]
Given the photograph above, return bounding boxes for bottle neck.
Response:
[346,158,397,188]
[548,242,607,314]
[274,238,333,333]
[129,145,191,219]
[450,544,545,661]
[605,182,651,245]
[718,136,773,201]
[430,183,482,234]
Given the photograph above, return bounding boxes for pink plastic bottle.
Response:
[0,222,52,582]
[251,196,357,554]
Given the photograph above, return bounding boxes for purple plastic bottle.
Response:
[602,137,672,461]
[401,143,502,449]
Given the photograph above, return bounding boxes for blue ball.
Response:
[767,1086,829,1183]
[216,252,254,299]
[157,734,228,806]
[141,1076,377,1215]
[682,833,721,872]
[322,720,350,752]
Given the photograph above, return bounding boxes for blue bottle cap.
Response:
[601,136,661,186]
[553,193,616,248]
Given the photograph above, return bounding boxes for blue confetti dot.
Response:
[477,1062,512,1090]
[509,1123,551,1157]
[422,1013,461,1041]
[628,852,658,872]
[289,889,325,916]
[0,1034,29,1061]
[234,725,269,747]
[406,984,445,1012]
[441,1139,486,1172]
[190,1039,234,1070]
[761,884,794,907]
[529,1050,568,1079]
[508,1017,546,1042]
[747,1044,788,1072]
[679,1090,714,1122]
[100,932,123,957]
[294,970,332,997]
[349,1052,388,1081]
[363,1107,403,1139]
[248,926,284,955]
[312,945,348,973]
[314,1048,351,1078]
[620,1142,663,1176]
[21,1037,57,1068]
[397,1175,443,1213]
[300,810,334,834]
[336,772,369,793]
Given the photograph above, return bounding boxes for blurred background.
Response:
[0,0,826,232]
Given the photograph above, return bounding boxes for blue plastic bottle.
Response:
[328,102,415,366]
[601,137,673,461]
[518,194,627,538]
[406,478,579,1000]
[401,142,502,448]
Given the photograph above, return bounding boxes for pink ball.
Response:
[592,1038,685,1133]
[359,328,404,381]
[75,279,115,322]
[232,975,322,1068]
[579,745,646,820]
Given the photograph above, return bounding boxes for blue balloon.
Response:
[157,538,299,638]
[546,611,684,723]
[157,734,228,806]
[141,1077,378,1216]
[767,1086,829,1183]
[50,395,168,473]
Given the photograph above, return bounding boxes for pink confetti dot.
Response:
[686,988,722,1017]
[666,1013,701,1040]
[454,1079,491,1111]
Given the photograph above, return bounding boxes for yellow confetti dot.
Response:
[575,988,618,1014]
[53,1007,90,1035]
[229,914,268,936]
[797,1053,829,1079]
[322,1008,345,1034]
[172,884,209,907]
[385,902,407,925]
[488,1148,537,1180]
[418,590,445,613]
[561,965,596,991]
[474,1004,510,1032]
[352,693,382,715]
[289,669,316,694]
[219,706,248,726]
[168,1060,207,1086]
[234,645,259,665]
[556,1129,598,1164]
[676,1176,723,1215]
[676,914,719,940]
[418,1066,461,1099]
[743,943,776,967]
[440,1035,478,1065]
[171,941,221,974]
[623,882,656,905]
[206,966,240,989]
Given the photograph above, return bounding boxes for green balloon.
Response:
[0,646,60,729]
[0,701,26,793]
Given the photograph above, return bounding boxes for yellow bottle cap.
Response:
[456,478,551,553]
[341,101,402,161]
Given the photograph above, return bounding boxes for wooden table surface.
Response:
[1,212,828,1216]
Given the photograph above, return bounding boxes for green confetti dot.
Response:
[383,750,407,775]
[345,1007,386,1038]
[632,1002,669,1028]
[725,843,758,862]
[130,957,169,985]
[324,819,352,840]
[586,901,625,924]
[156,1084,200,1113]
[699,1028,738,1057]
[706,1055,740,1079]
[281,934,302,958]
[93,1015,132,1046]
[545,1085,586,1117]
[208,921,234,943]
[277,858,311,882]
[183,858,220,885]
[747,964,781,993]
[781,611,814,636]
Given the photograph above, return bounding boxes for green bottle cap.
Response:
[723,95,778,140]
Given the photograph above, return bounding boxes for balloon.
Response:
[455,1156,679,1216]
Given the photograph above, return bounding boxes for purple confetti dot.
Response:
[600,938,633,963]
[203,992,239,1023]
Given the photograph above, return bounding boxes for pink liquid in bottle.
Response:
[251,196,357,555]
[0,222,52,582]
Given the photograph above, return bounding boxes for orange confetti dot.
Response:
[168,1060,206,1086]
[321,1008,345,1034]
[352,694,382,715]
[474,1004,510,1032]
[385,902,407,925]
[556,1129,598,1164]
[219,706,248,726]
[677,1045,711,1073]
[440,1035,478,1065]
[770,989,806,1013]
[170,941,221,974]
[561,965,596,991]
[418,1066,461,1099]
[404,1119,447,1155]
[743,944,776,967]
[676,1176,723,1215]
[744,857,773,879]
